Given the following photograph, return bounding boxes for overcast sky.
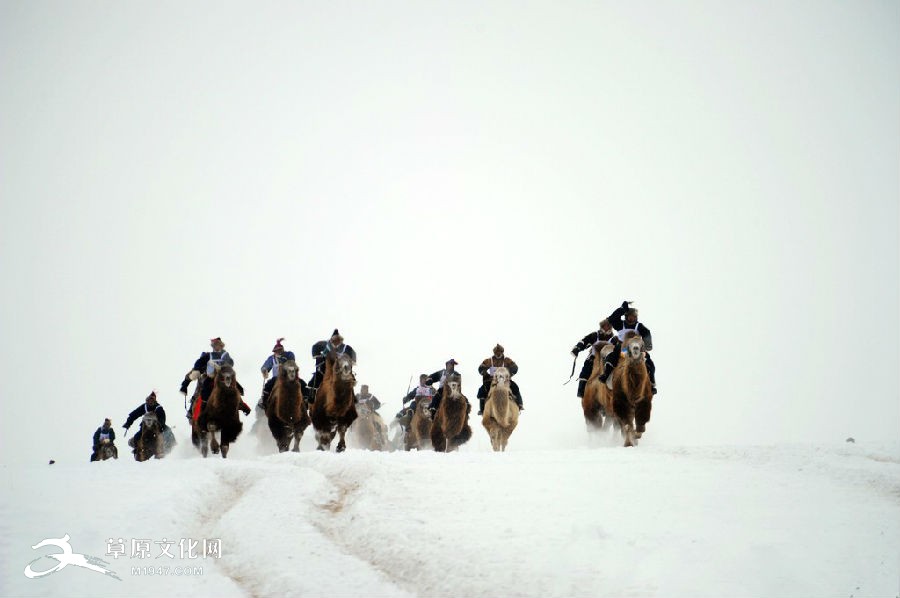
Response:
[1,1,897,463]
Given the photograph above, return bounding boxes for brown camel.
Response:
[310,351,357,452]
[133,413,163,462]
[406,398,434,451]
[431,372,472,452]
[198,365,245,458]
[266,360,311,452]
[582,342,618,433]
[609,333,654,447]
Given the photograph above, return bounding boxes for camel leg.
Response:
[336,424,349,453]
[291,427,302,452]
[635,398,652,438]
[200,431,209,458]
[613,394,635,448]
[315,428,334,451]
[221,442,229,458]
[431,427,446,452]
[208,425,220,454]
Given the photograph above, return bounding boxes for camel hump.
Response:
[597,343,615,360]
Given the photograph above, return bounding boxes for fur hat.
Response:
[330,329,343,342]
[446,358,458,366]
[493,344,504,355]
[273,337,285,352]
[146,391,157,401]
[210,337,224,346]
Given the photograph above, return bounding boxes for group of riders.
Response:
[90,301,656,460]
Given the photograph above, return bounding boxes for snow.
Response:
[2,417,898,598]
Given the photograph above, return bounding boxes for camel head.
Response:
[334,352,355,383]
[445,372,463,398]
[492,367,511,389]
[141,412,160,432]
[280,360,299,382]
[217,365,236,389]
[622,334,645,361]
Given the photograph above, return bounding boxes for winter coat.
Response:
[93,426,116,447]
[403,384,436,405]
[426,368,457,388]
[607,304,653,351]
[261,351,296,378]
[571,329,617,356]
[181,350,234,393]
[477,356,519,387]
[123,403,167,430]
[356,392,382,411]
[311,341,357,372]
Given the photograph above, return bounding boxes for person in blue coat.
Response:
[258,338,297,409]
[90,418,117,461]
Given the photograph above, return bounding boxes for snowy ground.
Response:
[1,416,898,598]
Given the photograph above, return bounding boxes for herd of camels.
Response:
[131,334,654,460]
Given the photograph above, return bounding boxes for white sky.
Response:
[1,1,898,463]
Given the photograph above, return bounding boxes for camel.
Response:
[481,367,519,452]
[406,398,434,451]
[431,372,472,452]
[197,365,245,458]
[349,402,389,451]
[609,334,654,447]
[93,438,118,461]
[582,342,618,433]
[266,360,310,452]
[309,351,357,452]
[133,412,163,462]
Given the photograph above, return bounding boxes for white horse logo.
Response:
[24,534,121,581]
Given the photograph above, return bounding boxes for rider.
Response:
[356,384,382,412]
[477,344,523,414]
[308,329,357,401]
[396,374,435,425]
[123,392,167,448]
[179,337,240,417]
[258,337,297,410]
[90,418,117,461]
[605,301,656,393]
[427,358,459,416]
[570,319,617,399]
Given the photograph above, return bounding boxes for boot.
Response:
[577,379,587,398]
[478,398,485,415]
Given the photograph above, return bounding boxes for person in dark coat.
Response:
[396,374,435,422]
[476,344,523,414]
[258,338,298,410]
[570,319,617,398]
[427,358,459,415]
[308,329,356,400]
[606,301,656,392]
[90,418,117,461]
[355,384,382,412]
[179,337,243,417]
[123,392,167,447]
